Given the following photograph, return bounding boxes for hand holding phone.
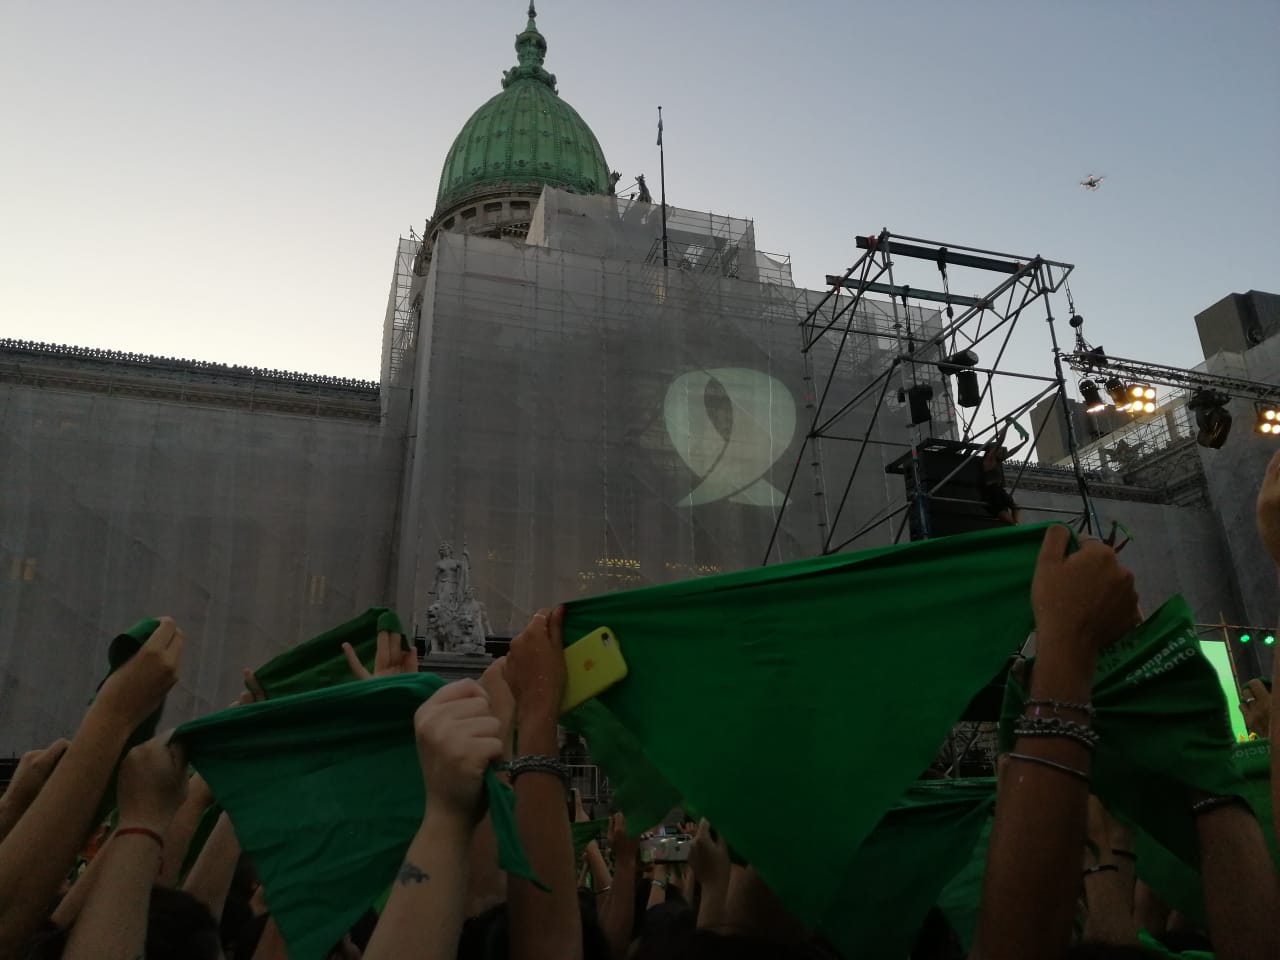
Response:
[560,626,628,714]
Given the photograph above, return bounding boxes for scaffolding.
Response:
[765,230,1091,561]
[380,236,420,387]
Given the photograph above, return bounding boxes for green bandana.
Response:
[1133,738,1276,924]
[174,674,536,960]
[1000,596,1244,898]
[572,819,608,857]
[561,523,1055,937]
[936,814,994,951]
[836,778,995,959]
[250,608,405,699]
[92,618,169,821]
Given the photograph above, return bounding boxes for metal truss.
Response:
[765,229,1097,562]
[1065,350,1280,403]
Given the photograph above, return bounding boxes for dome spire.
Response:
[503,1,556,91]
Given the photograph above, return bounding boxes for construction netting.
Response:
[392,188,954,636]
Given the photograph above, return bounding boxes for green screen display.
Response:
[1199,639,1248,741]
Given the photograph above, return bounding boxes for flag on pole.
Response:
[657,108,663,147]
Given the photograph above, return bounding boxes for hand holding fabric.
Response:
[1257,449,1280,567]
[1239,678,1271,739]
[690,818,730,891]
[505,607,567,726]
[478,656,515,754]
[95,617,184,730]
[342,630,416,680]
[413,680,504,821]
[117,737,189,832]
[1031,526,1139,670]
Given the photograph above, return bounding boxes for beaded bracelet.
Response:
[508,754,571,790]
[1024,698,1096,718]
[1006,751,1090,784]
[1012,714,1100,751]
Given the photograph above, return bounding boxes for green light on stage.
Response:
[1265,634,1276,646]
[1240,634,1251,643]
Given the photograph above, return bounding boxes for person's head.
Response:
[145,886,222,960]
[633,901,695,960]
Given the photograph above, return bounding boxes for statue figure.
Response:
[433,542,465,609]
[425,540,489,655]
[608,171,622,195]
[636,174,652,204]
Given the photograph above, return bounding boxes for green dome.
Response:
[434,5,611,215]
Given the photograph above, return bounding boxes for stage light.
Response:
[1126,384,1157,414]
[1256,403,1280,436]
[937,350,981,408]
[1189,390,1232,449]
[1080,380,1106,413]
[1265,634,1276,646]
[907,383,934,425]
[1240,633,1251,644]
[1104,377,1130,411]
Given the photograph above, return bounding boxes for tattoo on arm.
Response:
[396,861,430,886]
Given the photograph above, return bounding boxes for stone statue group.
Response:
[426,542,491,656]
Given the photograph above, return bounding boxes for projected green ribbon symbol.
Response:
[664,368,796,508]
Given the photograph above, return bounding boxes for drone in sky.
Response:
[1080,174,1105,191]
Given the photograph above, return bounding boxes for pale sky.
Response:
[2,0,1277,388]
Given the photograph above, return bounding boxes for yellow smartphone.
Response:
[560,626,628,714]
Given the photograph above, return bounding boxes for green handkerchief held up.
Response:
[175,674,537,960]
[251,607,406,699]
[561,522,1057,943]
[92,618,169,821]
[1000,595,1245,888]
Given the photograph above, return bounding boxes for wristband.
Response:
[1006,751,1090,784]
[115,826,164,849]
[507,755,571,790]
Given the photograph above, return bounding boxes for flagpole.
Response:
[658,105,668,269]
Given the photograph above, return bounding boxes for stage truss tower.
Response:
[765,230,1095,562]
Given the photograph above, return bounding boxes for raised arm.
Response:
[156,771,215,888]
[505,607,583,960]
[465,657,516,918]
[974,526,1139,960]
[0,739,69,843]
[362,679,502,960]
[690,819,730,931]
[181,811,242,924]
[1194,795,1280,958]
[61,737,189,960]
[0,618,183,955]
[597,812,638,960]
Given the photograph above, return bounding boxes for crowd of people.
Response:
[1,450,1278,960]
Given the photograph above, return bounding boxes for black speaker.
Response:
[888,442,1007,541]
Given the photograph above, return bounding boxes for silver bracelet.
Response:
[1025,698,1096,718]
[507,755,571,790]
[1191,795,1241,816]
[1006,751,1090,784]
[1012,714,1100,750]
